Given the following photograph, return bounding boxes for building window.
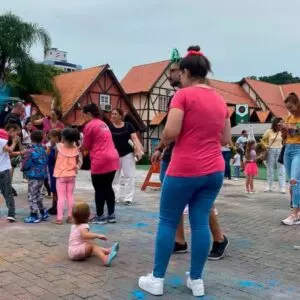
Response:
[158,96,169,112]
[99,94,110,106]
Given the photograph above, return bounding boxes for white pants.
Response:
[113,153,136,202]
[266,148,286,189]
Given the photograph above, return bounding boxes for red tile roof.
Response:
[244,79,287,118]
[31,66,106,117]
[209,79,257,108]
[121,60,170,94]
[30,94,53,116]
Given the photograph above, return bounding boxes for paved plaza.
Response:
[0,169,299,300]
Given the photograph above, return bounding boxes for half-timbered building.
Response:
[121,60,175,154]
[31,65,145,132]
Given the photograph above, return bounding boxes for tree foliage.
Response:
[0,13,61,109]
[250,71,300,85]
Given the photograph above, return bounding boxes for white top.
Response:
[22,129,31,145]
[236,136,247,149]
[0,138,11,172]
[233,153,241,167]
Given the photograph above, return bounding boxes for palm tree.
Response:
[0,13,61,109]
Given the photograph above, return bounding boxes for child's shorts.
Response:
[68,244,87,260]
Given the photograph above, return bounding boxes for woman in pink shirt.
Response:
[33,109,65,143]
[139,46,232,297]
[82,104,119,225]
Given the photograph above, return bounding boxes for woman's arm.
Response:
[261,130,270,149]
[32,118,44,126]
[131,133,144,152]
[162,108,184,146]
[221,118,232,146]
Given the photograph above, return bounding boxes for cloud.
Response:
[2,0,300,81]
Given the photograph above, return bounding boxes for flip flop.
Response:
[111,242,119,253]
[105,251,117,266]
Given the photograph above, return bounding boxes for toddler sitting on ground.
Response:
[68,202,119,266]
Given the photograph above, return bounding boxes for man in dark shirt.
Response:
[151,61,188,253]
[4,102,24,129]
[151,60,229,259]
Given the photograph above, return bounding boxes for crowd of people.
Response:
[0,102,143,225]
[0,45,300,297]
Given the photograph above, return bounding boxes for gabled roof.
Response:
[121,60,170,94]
[209,79,257,108]
[31,65,106,116]
[31,65,146,130]
[243,78,287,118]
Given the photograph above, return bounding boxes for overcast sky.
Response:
[2,0,300,81]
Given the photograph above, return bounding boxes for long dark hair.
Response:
[271,117,282,132]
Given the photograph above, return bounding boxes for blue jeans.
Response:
[153,172,224,279]
[233,166,240,178]
[284,144,300,208]
[222,151,232,179]
[160,160,169,183]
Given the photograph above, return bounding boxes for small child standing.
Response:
[69,202,119,265]
[21,118,33,183]
[53,128,81,225]
[46,130,61,216]
[22,131,49,223]
[232,148,242,180]
[244,140,258,194]
[0,123,20,222]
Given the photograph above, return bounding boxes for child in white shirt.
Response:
[232,149,242,180]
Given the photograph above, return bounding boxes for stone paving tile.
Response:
[0,170,299,299]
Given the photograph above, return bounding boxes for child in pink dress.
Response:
[53,128,81,224]
[244,140,258,193]
[68,202,119,266]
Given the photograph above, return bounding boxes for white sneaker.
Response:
[138,273,164,296]
[264,187,271,193]
[187,277,204,297]
[280,188,286,194]
[233,178,239,181]
[281,214,300,226]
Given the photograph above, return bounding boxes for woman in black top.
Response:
[109,108,144,205]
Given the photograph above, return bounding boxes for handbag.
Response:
[278,144,285,164]
[259,131,279,161]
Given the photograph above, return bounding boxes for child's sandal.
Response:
[53,219,63,225]
[66,217,73,224]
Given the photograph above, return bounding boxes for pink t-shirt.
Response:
[83,118,119,174]
[69,223,89,248]
[42,117,64,143]
[167,86,229,177]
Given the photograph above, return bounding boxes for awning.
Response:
[150,112,167,126]
[232,123,272,136]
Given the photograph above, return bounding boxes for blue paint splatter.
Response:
[132,222,148,229]
[90,224,108,233]
[132,290,146,299]
[235,238,251,249]
[266,279,279,287]
[166,275,183,287]
[239,280,264,289]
